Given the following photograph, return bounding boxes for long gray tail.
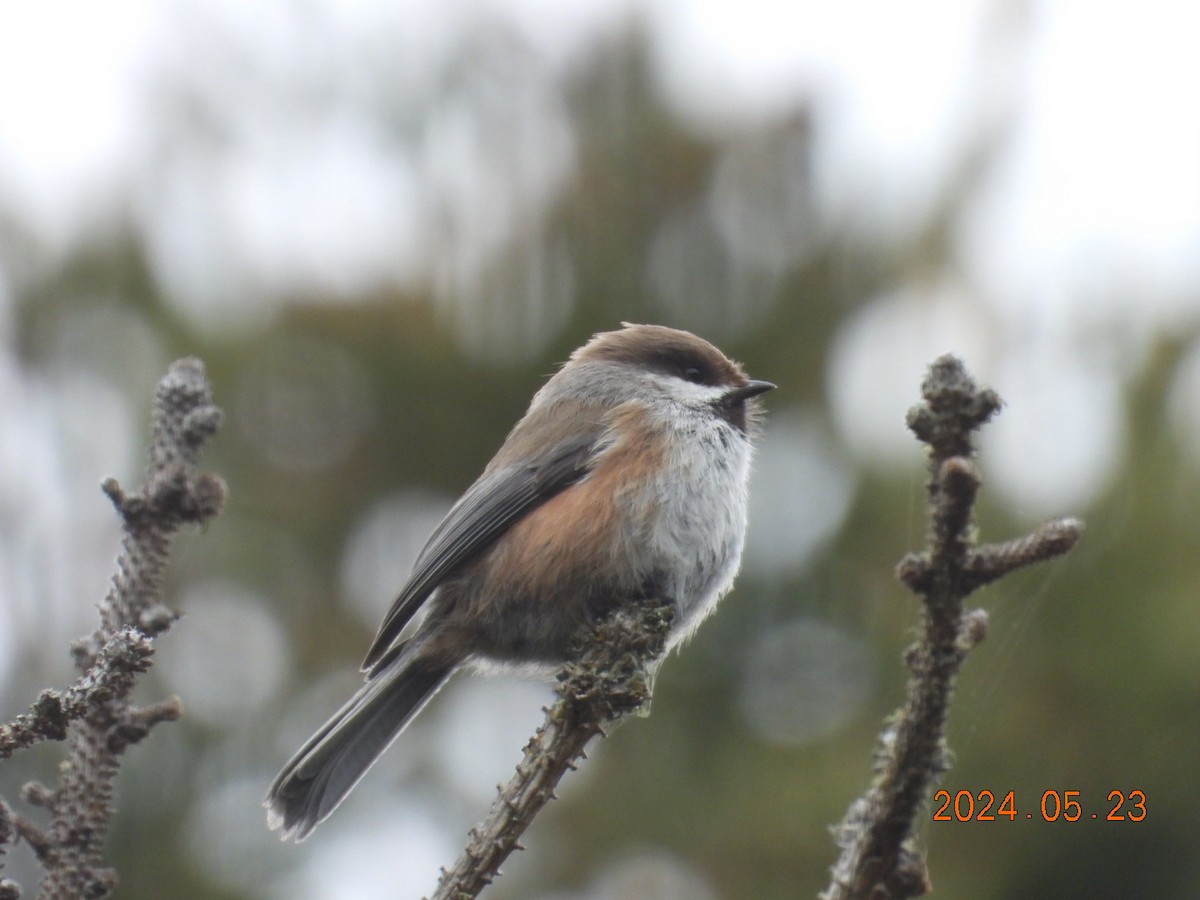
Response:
[266,656,452,841]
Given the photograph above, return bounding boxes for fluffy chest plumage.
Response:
[638,412,754,645]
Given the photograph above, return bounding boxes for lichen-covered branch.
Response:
[823,355,1084,900]
[0,801,19,900]
[429,602,674,900]
[0,358,225,899]
[0,631,155,761]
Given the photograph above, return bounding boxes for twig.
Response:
[0,631,155,760]
[0,358,225,899]
[0,801,19,900]
[823,355,1084,900]
[429,602,674,900]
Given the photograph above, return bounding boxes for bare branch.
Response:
[823,355,1083,900]
[0,358,225,899]
[429,602,674,900]
[0,800,21,899]
[0,631,155,760]
[963,516,1085,593]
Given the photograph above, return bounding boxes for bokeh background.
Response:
[2,1,1198,897]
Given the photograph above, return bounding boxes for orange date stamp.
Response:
[932,789,1146,822]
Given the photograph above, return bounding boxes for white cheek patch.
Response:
[649,374,730,407]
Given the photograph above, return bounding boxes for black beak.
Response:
[722,379,776,405]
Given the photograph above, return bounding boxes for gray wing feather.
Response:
[361,432,597,671]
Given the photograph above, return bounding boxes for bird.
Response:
[266,323,773,840]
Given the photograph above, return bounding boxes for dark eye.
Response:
[682,366,705,384]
